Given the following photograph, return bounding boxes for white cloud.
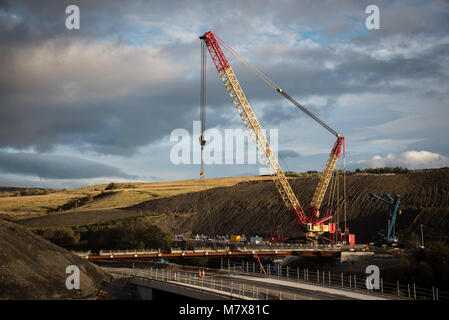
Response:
[398,150,449,168]
[353,150,449,169]
[297,38,320,49]
[0,174,144,189]
[304,95,327,108]
[359,36,449,61]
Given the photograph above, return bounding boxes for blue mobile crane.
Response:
[369,192,402,247]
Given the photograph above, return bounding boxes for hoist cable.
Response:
[200,40,206,176]
[215,35,339,137]
[200,40,216,246]
[215,36,279,90]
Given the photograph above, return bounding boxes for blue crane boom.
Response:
[369,192,401,245]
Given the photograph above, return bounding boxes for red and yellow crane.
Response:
[200,31,352,243]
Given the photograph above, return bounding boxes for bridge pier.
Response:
[136,285,153,300]
[130,277,229,300]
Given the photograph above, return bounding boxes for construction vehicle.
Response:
[230,235,241,243]
[369,192,402,247]
[199,31,353,244]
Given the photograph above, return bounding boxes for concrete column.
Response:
[381,278,384,295]
[137,286,153,300]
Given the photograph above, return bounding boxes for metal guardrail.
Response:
[124,267,299,300]
[225,260,448,300]
[120,262,448,300]
[87,247,448,300]
[120,266,379,300]
[231,243,341,250]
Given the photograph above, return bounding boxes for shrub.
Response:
[82,219,173,251]
[105,182,119,190]
[354,167,409,174]
[36,227,80,246]
[390,242,449,290]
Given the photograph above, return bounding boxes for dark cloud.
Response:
[353,1,449,40]
[279,149,301,159]
[0,151,136,179]
[0,0,447,164]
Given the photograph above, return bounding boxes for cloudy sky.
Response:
[0,0,448,188]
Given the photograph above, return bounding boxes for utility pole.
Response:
[420,224,425,248]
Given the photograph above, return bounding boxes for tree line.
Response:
[33,218,173,251]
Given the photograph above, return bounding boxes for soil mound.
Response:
[0,219,110,299]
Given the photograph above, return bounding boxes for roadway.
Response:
[101,265,391,300]
[225,273,388,300]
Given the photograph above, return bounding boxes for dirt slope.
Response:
[0,220,110,299]
[127,169,449,243]
[16,169,449,244]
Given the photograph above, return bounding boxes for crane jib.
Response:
[199,30,347,240]
[200,30,311,228]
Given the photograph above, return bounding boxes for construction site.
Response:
[2,29,449,303]
[1,2,449,312]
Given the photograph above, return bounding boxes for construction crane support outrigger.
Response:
[200,31,350,242]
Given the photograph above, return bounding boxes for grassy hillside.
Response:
[0,176,271,220]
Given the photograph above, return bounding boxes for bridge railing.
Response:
[87,243,341,256]
[124,267,302,300]
[120,263,448,300]
[223,260,449,300]
[231,243,334,250]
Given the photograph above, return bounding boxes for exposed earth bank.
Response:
[0,219,111,299]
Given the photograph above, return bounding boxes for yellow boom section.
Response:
[218,67,303,217]
[310,154,339,216]
[307,136,344,223]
